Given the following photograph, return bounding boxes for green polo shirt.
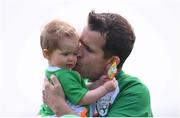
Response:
[107,71,153,117]
[39,69,88,116]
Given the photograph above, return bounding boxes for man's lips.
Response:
[75,62,81,68]
[76,62,80,66]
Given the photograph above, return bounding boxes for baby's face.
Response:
[48,38,79,69]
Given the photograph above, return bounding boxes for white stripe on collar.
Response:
[47,66,61,72]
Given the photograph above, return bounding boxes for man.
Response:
[42,11,153,117]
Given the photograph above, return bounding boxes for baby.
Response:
[39,19,116,117]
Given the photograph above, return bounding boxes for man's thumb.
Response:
[50,75,59,85]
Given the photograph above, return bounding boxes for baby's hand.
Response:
[103,79,116,92]
[95,75,109,87]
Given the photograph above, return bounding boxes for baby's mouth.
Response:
[66,64,74,68]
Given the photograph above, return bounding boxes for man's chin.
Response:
[74,65,80,72]
[74,66,87,77]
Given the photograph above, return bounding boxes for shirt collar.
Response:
[47,66,61,72]
[116,70,125,79]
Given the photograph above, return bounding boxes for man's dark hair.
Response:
[88,11,136,69]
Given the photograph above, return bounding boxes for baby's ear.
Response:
[42,49,50,59]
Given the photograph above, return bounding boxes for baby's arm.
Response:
[79,78,116,105]
[87,75,109,90]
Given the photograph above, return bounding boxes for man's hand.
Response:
[42,75,74,116]
[43,75,65,102]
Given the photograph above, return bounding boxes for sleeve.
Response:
[57,71,88,104]
[107,83,153,117]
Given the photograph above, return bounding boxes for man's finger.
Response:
[42,89,46,103]
[43,76,49,89]
[50,75,65,98]
[50,75,60,86]
[44,76,49,83]
[43,76,54,90]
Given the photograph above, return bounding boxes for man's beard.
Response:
[74,61,102,81]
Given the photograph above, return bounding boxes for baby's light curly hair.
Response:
[40,19,79,53]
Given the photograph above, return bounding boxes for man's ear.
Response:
[112,56,120,65]
[106,56,120,69]
[43,49,50,59]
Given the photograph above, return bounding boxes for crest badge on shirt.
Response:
[96,94,111,116]
[96,79,120,116]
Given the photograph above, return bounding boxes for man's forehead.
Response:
[81,28,104,42]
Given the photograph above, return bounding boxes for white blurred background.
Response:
[0,0,180,117]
